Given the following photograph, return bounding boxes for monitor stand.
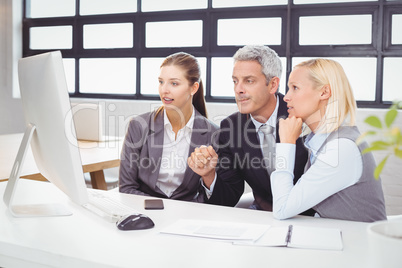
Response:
[3,124,72,217]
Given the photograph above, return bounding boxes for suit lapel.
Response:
[244,94,288,179]
[147,111,164,190]
[275,93,289,142]
[243,114,261,158]
[242,114,268,183]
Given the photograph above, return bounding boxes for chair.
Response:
[85,167,119,190]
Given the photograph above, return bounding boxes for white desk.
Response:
[0,179,378,268]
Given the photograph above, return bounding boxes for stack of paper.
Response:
[160,219,269,242]
[236,225,343,251]
[161,220,343,251]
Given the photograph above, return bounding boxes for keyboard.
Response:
[84,189,140,222]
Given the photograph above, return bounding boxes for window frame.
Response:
[22,0,402,108]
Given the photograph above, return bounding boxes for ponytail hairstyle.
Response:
[155,52,208,118]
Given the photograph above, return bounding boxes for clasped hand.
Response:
[187,145,218,189]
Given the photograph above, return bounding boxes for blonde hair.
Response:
[295,59,357,133]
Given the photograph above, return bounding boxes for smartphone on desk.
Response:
[144,199,164,210]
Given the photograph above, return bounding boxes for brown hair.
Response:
[155,52,208,118]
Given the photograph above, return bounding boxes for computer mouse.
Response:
[116,214,155,231]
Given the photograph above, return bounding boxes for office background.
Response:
[0,0,401,215]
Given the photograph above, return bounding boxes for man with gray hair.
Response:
[188,45,311,213]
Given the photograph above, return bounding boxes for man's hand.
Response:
[279,116,303,144]
[187,145,218,189]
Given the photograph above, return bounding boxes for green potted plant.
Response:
[358,100,402,179]
[360,101,402,268]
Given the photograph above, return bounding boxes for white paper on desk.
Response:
[288,225,343,251]
[160,219,269,241]
[235,225,343,251]
[234,226,288,246]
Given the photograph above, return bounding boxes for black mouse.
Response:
[116,214,155,231]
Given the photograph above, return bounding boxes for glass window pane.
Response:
[28,0,75,18]
[63,59,75,93]
[142,0,207,12]
[278,58,287,95]
[299,15,372,45]
[80,58,136,94]
[146,21,203,48]
[392,15,402,44]
[383,58,402,102]
[211,58,234,97]
[140,57,206,95]
[141,58,163,95]
[292,57,376,101]
[213,0,286,8]
[211,57,286,97]
[80,0,137,15]
[30,26,72,49]
[84,23,133,49]
[218,18,281,46]
[295,0,376,4]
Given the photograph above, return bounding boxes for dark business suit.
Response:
[209,94,310,212]
[119,109,218,202]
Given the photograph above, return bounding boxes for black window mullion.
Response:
[374,0,385,106]
[204,4,213,99]
[74,0,80,95]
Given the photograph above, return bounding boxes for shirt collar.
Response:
[250,96,279,131]
[304,131,331,157]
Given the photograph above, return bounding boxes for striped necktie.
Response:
[259,124,276,175]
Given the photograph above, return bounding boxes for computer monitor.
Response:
[3,51,89,217]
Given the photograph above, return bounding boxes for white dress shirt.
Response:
[204,97,279,198]
[271,131,363,220]
[156,109,195,197]
[250,97,279,151]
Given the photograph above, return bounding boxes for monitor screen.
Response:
[4,51,89,216]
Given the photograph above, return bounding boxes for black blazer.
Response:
[209,94,309,212]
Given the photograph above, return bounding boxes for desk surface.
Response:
[0,179,380,268]
[0,133,121,185]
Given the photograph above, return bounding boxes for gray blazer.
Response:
[119,109,218,202]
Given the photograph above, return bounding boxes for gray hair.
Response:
[233,45,282,84]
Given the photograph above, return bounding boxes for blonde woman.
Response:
[271,59,386,222]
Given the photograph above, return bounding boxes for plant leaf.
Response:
[374,155,389,180]
[394,148,402,159]
[385,108,398,128]
[362,144,388,154]
[356,131,376,145]
[371,141,390,147]
[365,116,382,129]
